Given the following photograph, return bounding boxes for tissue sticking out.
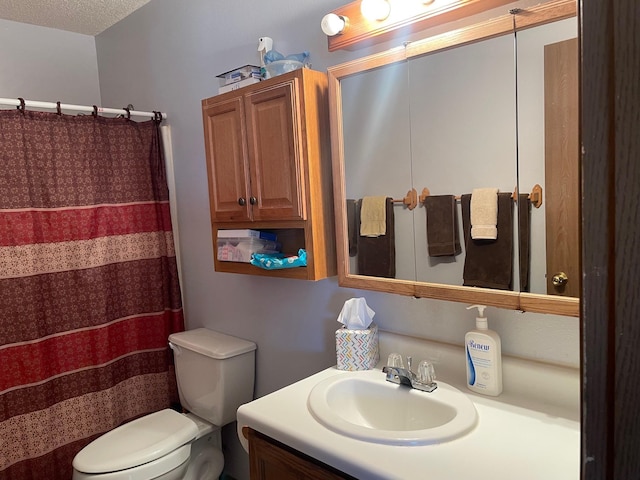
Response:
[337,297,375,330]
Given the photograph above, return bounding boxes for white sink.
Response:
[307,370,477,445]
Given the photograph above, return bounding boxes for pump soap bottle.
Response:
[465,305,502,396]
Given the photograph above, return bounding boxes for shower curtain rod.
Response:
[0,97,167,120]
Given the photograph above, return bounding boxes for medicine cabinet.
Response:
[328,0,579,316]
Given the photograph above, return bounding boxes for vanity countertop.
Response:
[237,365,580,480]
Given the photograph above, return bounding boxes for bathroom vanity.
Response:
[237,331,580,480]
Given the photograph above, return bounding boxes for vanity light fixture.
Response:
[325,0,514,52]
[321,13,348,36]
[360,0,391,21]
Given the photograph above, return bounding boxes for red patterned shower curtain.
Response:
[0,110,185,480]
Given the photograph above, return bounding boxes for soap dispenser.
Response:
[465,305,502,396]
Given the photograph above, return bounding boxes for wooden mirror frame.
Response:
[328,0,579,317]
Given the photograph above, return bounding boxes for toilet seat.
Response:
[72,446,190,480]
[73,409,198,476]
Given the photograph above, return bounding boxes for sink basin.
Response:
[307,370,477,445]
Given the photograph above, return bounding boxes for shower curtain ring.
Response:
[92,105,98,117]
[124,106,131,120]
[153,111,162,123]
[17,97,25,112]
[56,101,62,115]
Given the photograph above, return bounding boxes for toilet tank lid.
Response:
[73,409,198,474]
[169,328,256,359]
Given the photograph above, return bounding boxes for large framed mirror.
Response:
[328,0,579,316]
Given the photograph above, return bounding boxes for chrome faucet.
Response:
[382,354,437,393]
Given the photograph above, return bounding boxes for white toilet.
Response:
[72,328,256,480]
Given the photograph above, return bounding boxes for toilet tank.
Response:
[169,328,256,426]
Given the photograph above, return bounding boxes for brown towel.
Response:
[424,195,461,257]
[346,199,358,257]
[461,192,513,290]
[357,198,395,278]
[518,194,531,292]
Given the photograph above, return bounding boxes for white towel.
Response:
[470,188,499,240]
[360,196,387,237]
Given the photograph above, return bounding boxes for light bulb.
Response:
[321,13,347,36]
[360,0,391,21]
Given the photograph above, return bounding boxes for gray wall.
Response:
[2,2,579,479]
[0,18,100,104]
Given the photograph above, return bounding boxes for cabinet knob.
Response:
[552,272,568,287]
[238,197,246,206]
[250,196,257,205]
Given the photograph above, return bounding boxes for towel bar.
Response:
[418,184,543,208]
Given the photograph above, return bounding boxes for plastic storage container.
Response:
[216,65,261,85]
[264,60,304,78]
[217,237,280,263]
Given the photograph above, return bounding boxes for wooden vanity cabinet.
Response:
[246,428,355,480]
[202,68,336,280]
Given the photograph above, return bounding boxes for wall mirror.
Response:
[328,0,579,316]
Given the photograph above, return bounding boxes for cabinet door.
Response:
[245,81,305,221]
[203,96,252,222]
[248,429,353,480]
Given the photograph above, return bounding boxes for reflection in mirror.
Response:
[408,34,517,290]
[342,60,416,281]
[329,0,580,316]
[515,17,578,296]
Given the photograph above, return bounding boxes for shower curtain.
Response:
[0,109,185,480]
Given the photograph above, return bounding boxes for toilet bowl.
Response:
[182,413,224,480]
[72,329,256,480]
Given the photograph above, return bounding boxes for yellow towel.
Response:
[470,188,499,240]
[360,196,387,237]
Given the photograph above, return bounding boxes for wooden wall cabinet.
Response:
[246,428,354,480]
[202,69,336,280]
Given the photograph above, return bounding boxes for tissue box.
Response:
[336,323,379,371]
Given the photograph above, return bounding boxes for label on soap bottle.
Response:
[465,332,502,396]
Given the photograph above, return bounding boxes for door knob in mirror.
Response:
[552,272,568,287]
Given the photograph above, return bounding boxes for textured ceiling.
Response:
[0,0,152,35]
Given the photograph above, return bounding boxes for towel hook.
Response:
[392,188,418,210]
[419,187,431,204]
[529,184,543,208]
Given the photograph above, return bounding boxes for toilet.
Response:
[72,328,256,480]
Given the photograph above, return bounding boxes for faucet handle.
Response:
[386,353,404,369]
[417,360,436,385]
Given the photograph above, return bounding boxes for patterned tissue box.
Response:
[336,323,380,371]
